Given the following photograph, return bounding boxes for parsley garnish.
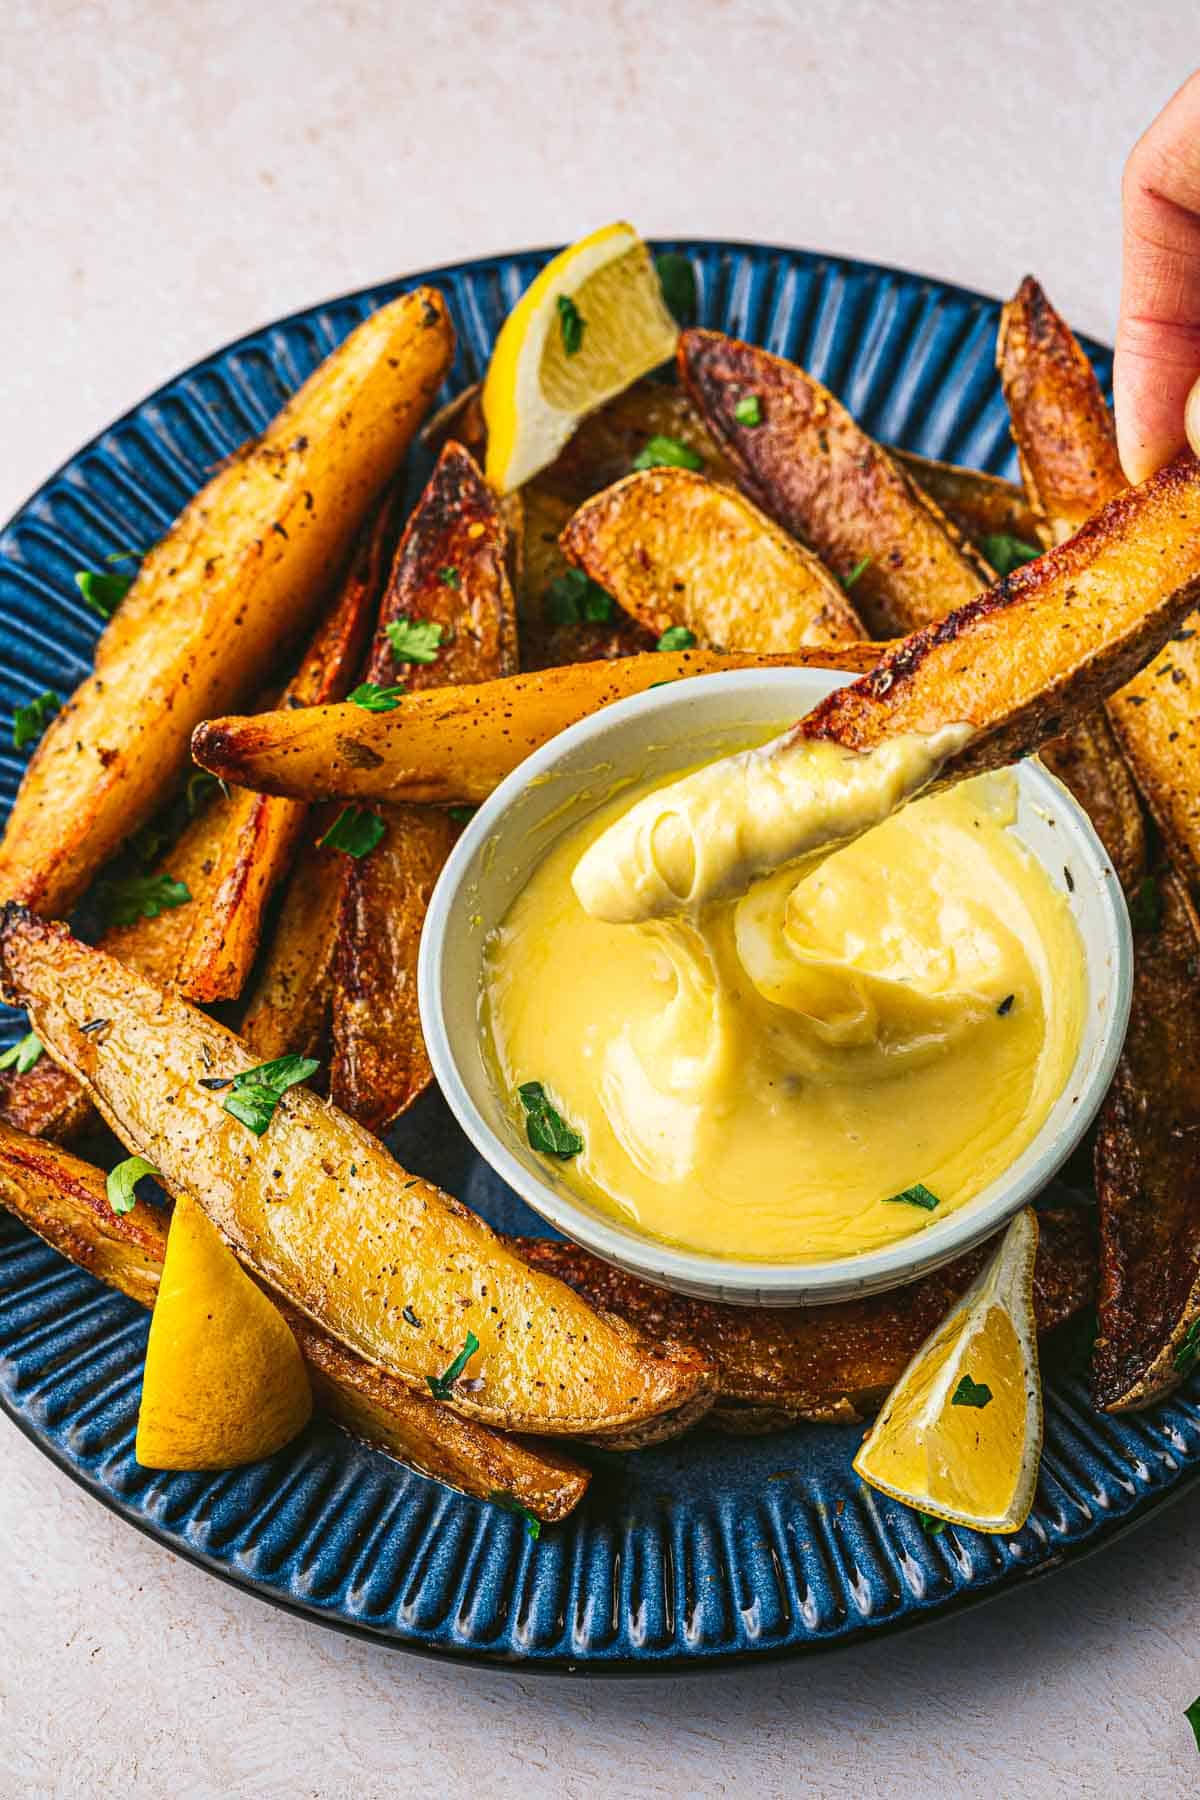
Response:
[655,252,697,326]
[982,534,1040,578]
[448,805,476,824]
[1129,875,1162,934]
[545,568,614,626]
[517,1081,584,1158]
[917,1510,947,1536]
[106,1155,159,1216]
[883,1183,940,1211]
[97,871,191,926]
[734,394,763,427]
[428,1331,480,1399]
[656,625,697,652]
[438,566,461,589]
[489,1489,542,1540]
[951,1374,993,1409]
[187,768,224,814]
[0,1030,42,1075]
[557,295,584,356]
[318,805,385,859]
[1186,1697,1200,1753]
[12,689,59,750]
[1174,1318,1200,1375]
[841,556,872,590]
[997,994,1015,1016]
[220,1053,320,1137]
[386,617,444,664]
[632,435,704,473]
[75,569,134,618]
[348,681,406,712]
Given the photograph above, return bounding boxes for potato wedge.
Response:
[171,491,394,1002]
[679,329,992,637]
[240,816,346,1062]
[330,443,519,1131]
[0,907,714,1441]
[0,1055,95,1145]
[192,643,883,807]
[559,468,863,650]
[516,1208,1095,1427]
[892,450,1040,549]
[1092,871,1200,1410]
[0,289,454,918]
[1035,719,1145,894]
[0,1121,589,1519]
[514,482,655,669]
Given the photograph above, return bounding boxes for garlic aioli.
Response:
[484,751,1085,1264]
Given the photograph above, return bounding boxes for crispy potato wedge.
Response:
[795,452,1200,779]
[1110,633,1200,890]
[330,443,518,1131]
[240,816,346,1062]
[0,290,454,918]
[559,468,863,650]
[0,1055,95,1145]
[516,1209,1095,1427]
[514,482,655,669]
[892,450,1040,549]
[1092,871,1200,1411]
[192,643,883,807]
[0,908,714,1441]
[171,491,392,1003]
[0,1122,588,1518]
[679,329,992,637]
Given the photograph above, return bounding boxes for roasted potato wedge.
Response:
[0,907,714,1442]
[892,450,1040,549]
[559,468,863,650]
[240,816,346,1062]
[0,1055,95,1145]
[514,482,655,669]
[679,329,992,637]
[0,289,454,918]
[516,1209,1095,1427]
[0,1121,589,1519]
[1093,871,1200,1410]
[330,443,518,1132]
[192,643,883,807]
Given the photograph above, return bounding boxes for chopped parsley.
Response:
[348,681,406,712]
[448,805,477,824]
[883,1183,940,1211]
[489,1489,542,1540]
[438,566,461,589]
[1186,1696,1200,1753]
[187,768,224,814]
[386,617,444,664]
[556,294,585,356]
[656,625,697,652]
[951,1374,993,1409]
[12,689,59,750]
[655,251,697,326]
[1129,875,1162,934]
[0,1030,42,1075]
[427,1330,480,1400]
[518,1081,584,1158]
[318,805,386,860]
[106,1155,159,1216]
[1174,1318,1200,1376]
[633,435,704,473]
[841,556,872,590]
[75,569,134,618]
[97,871,191,926]
[997,994,1015,1017]
[982,534,1040,578]
[545,567,614,626]
[220,1053,320,1137]
[917,1510,947,1536]
[734,394,763,427]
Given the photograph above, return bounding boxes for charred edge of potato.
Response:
[0,1053,97,1145]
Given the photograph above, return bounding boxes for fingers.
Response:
[1114,69,1200,483]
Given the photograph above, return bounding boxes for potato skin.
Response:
[0,289,454,918]
[893,450,1040,548]
[240,816,347,1063]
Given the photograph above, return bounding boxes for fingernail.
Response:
[1188,375,1200,460]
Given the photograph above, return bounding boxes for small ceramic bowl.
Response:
[418,667,1132,1306]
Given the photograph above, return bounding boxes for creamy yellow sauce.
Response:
[484,746,1085,1264]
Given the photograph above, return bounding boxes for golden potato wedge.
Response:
[171,490,394,1003]
[892,450,1040,549]
[0,1055,96,1145]
[330,443,519,1132]
[0,908,714,1442]
[513,483,655,670]
[0,1121,589,1519]
[240,817,346,1062]
[0,289,454,918]
[192,642,883,807]
[679,329,992,637]
[559,467,863,650]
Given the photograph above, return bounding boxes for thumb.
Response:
[1114,70,1200,484]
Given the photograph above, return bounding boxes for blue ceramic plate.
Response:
[2,242,1199,1673]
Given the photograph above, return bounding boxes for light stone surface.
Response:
[3,2,1200,1793]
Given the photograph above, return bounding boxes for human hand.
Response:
[1114,70,1200,482]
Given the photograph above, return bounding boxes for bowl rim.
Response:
[418,667,1133,1304]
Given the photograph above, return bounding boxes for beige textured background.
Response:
[3,2,1200,1794]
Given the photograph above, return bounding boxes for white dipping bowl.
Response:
[418,667,1132,1306]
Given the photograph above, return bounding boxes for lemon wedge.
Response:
[853,1208,1043,1533]
[483,222,680,492]
[136,1193,312,1470]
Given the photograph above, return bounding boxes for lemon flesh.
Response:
[853,1209,1042,1532]
[135,1193,312,1470]
[484,222,679,493]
